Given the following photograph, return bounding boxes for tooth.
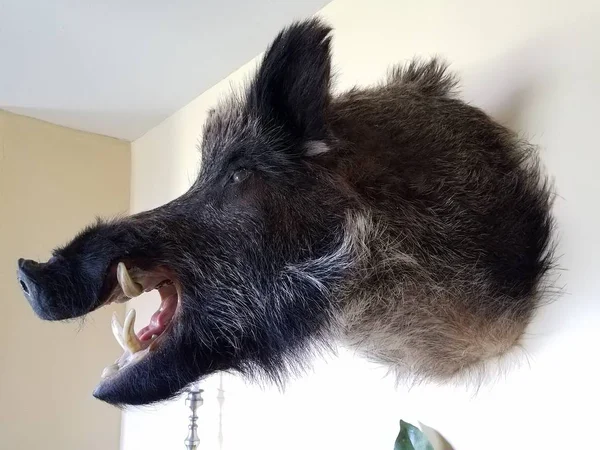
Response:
[117,262,143,298]
[111,312,127,351]
[123,309,142,353]
[101,363,119,379]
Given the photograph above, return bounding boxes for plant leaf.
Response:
[419,422,455,450]
[394,420,435,450]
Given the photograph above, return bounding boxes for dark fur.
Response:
[17,19,554,405]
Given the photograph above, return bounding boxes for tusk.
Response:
[123,309,142,353]
[111,312,127,351]
[117,262,143,298]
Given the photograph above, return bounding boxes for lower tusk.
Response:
[111,312,127,351]
[123,309,142,353]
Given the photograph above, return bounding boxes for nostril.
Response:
[19,279,30,295]
[17,259,39,297]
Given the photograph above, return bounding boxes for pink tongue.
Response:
[138,294,177,342]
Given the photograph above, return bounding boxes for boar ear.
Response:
[249,18,332,141]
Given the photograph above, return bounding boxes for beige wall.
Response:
[125,1,600,449]
[0,110,129,449]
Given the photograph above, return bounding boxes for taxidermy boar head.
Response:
[17,18,554,405]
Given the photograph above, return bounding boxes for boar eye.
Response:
[231,168,250,184]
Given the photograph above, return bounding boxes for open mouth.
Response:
[99,262,180,380]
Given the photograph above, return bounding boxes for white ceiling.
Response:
[0,0,330,141]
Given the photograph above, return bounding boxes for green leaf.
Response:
[394,420,435,450]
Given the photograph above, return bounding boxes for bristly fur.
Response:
[18,18,555,406]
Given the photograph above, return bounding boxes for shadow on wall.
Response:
[461,28,561,129]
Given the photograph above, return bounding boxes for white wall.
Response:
[125,1,600,449]
[0,110,130,449]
